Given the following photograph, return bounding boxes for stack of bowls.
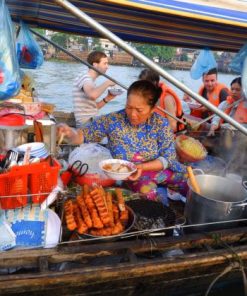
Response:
[17,142,49,159]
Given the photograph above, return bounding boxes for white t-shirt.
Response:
[73,72,98,127]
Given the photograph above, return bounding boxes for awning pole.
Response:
[53,0,247,136]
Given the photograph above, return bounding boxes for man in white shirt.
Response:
[73,51,116,127]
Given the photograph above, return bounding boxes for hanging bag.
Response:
[190,49,217,80]
[16,21,44,69]
[229,42,247,74]
[0,0,21,100]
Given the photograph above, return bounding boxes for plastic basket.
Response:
[175,135,207,163]
[29,159,60,204]
[0,168,28,209]
[0,159,60,209]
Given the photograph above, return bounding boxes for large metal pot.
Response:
[185,174,247,230]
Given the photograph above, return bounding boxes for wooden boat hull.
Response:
[0,225,247,296]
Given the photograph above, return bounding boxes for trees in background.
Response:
[39,31,179,63]
[133,43,176,62]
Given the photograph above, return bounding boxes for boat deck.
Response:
[0,199,247,296]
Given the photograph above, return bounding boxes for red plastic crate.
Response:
[0,167,28,209]
[30,159,60,204]
[0,159,60,209]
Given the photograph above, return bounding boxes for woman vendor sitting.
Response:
[57,80,188,201]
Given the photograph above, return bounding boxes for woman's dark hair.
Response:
[138,69,160,86]
[231,77,241,87]
[127,80,162,108]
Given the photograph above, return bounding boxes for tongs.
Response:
[0,149,19,171]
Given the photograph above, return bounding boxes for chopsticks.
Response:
[187,166,201,194]
[57,132,65,145]
[23,146,31,165]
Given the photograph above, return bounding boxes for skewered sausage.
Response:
[76,195,93,228]
[115,188,126,211]
[64,200,77,231]
[90,187,110,225]
[73,203,88,234]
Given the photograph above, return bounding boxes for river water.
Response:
[27,60,237,114]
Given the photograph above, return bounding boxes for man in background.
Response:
[73,50,117,127]
[186,68,230,119]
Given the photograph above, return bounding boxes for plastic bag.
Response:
[68,143,113,176]
[229,42,247,74]
[16,21,44,69]
[0,0,21,100]
[190,49,217,80]
[0,219,16,251]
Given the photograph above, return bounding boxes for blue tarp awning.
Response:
[6,0,247,52]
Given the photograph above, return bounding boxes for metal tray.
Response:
[77,205,136,242]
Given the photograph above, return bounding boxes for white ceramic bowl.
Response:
[108,88,124,96]
[99,159,137,180]
[17,142,45,152]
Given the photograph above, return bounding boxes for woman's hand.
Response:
[183,93,192,102]
[207,124,218,137]
[56,123,84,145]
[57,123,74,138]
[128,164,143,181]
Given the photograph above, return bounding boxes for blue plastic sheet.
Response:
[190,49,217,80]
[0,0,21,100]
[5,206,48,248]
[16,21,44,69]
[229,42,247,74]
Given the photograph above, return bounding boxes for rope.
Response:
[205,263,236,296]
[205,258,247,296]
[242,265,247,296]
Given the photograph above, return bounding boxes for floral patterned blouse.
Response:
[82,109,185,173]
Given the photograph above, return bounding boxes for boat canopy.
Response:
[6,0,247,52]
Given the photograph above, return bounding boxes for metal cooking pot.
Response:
[185,174,247,230]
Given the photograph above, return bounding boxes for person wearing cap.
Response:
[188,68,230,119]
[73,50,117,128]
